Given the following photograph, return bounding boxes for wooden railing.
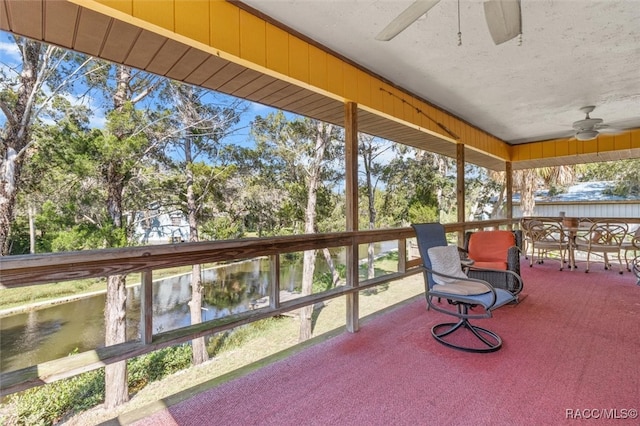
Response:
[0,220,518,397]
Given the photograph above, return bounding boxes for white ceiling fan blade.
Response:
[375,0,441,41]
[483,0,521,45]
[597,126,623,135]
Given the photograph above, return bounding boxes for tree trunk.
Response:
[298,121,332,342]
[104,274,128,408]
[361,134,377,279]
[518,169,538,216]
[189,263,208,364]
[0,150,22,254]
[103,65,135,406]
[0,39,42,255]
[186,152,208,365]
[322,247,340,286]
[299,166,318,341]
[298,248,316,342]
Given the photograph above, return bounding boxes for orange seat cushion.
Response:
[473,260,509,270]
[468,231,516,270]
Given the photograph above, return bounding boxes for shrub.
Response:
[9,369,105,426]
[7,344,192,425]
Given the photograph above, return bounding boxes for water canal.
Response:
[0,242,397,372]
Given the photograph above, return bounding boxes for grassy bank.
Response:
[1,252,425,425]
[67,273,425,425]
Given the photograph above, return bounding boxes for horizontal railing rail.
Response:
[0,219,521,397]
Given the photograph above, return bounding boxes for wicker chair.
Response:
[463,230,524,296]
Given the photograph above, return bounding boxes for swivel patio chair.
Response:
[463,229,524,296]
[412,223,517,353]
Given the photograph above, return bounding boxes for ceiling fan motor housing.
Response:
[575,129,599,141]
[572,117,604,131]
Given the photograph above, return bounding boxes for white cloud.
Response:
[0,40,20,64]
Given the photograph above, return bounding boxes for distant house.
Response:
[513,181,640,219]
[133,210,190,245]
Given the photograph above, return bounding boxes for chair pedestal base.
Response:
[432,319,503,353]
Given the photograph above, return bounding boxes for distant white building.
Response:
[513,181,640,219]
[133,209,190,245]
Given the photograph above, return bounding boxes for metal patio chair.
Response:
[573,221,628,274]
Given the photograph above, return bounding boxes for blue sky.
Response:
[0,30,401,169]
[0,31,285,147]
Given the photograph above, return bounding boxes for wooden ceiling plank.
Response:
[217,68,263,94]
[249,79,291,103]
[145,39,190,76]
[165,48,210,81]
[43,0,79,49]
[0,0,10,31]
[232,74,278,99]
[183,55,228,86]
[259,84,306,106]
[303,101,343,121]
[5,0,42,40]
[278,91,323,111]
[101,20,142,64]
[301,98,339,116]
[124,30,166,71]
[74,7,112,56]
[285,91,322,112]
[201,62,246,91]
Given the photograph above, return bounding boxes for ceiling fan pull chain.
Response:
[457,0,462,46]
[518,0,523,46]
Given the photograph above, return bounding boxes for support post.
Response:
[456,143,466,245]
[506,161,513,228]
[269,254,280,308]
[140,269,153,344]
[345,101,359,333]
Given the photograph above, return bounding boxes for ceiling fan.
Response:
[572,106,616,141]
[375,0,522,45]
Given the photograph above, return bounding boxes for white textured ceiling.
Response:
[242,0,640,144]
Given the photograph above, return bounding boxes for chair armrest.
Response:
[507,246,521,271]
[466,265,524,296]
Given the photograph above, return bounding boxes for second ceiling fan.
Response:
[375,0,522,45]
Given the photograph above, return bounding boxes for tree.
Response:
[0,36,91,254]
[251,112,342,341]
[380,147,448,225]
[88,63,162,408]
[14,97,104,254]
[579,159,640,197]
[514,165,575,216]
[158,82,244,365]
[358,134,392,279]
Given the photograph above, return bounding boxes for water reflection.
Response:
[0,242,397,372]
